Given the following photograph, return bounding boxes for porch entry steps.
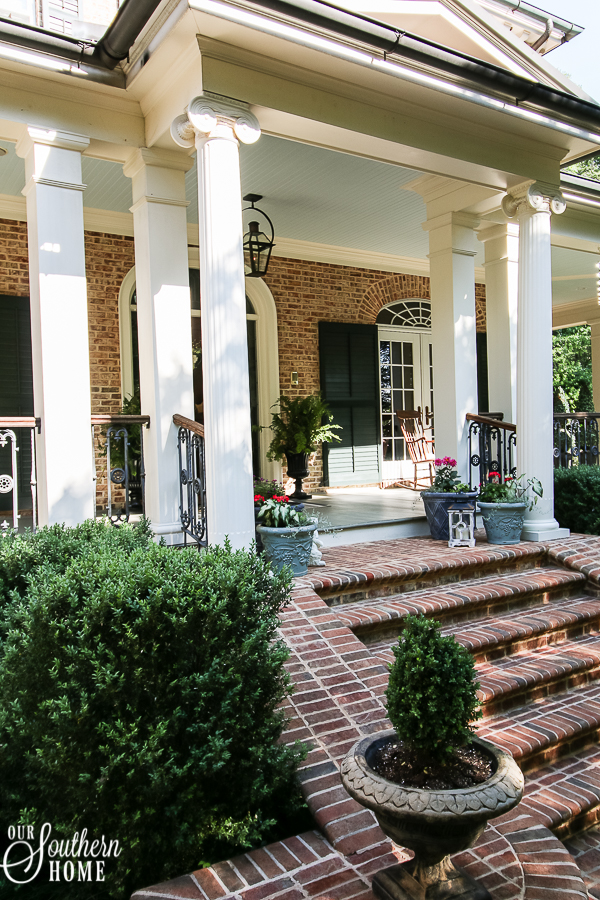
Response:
[308,535,600,844]
[132,534,600,900]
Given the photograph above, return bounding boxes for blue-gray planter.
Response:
[478,501,527,545]
[256,522,317,576]
[420,491,478,541]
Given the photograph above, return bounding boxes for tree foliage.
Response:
[564,156,600,182]
[554,466,600,535]
[553,325,593,413]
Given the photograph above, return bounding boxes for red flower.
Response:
[254,494,265,503]
[488,471,500,478]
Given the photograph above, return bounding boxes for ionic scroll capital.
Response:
[502,181,566,219]
[171,93,261,148]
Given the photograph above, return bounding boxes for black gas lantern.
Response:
[243,193,275,277]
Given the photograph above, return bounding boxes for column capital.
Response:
[16,126,89,159]
[123,147,194,180]
[477,222,520,244]
[502,181,566,219]
[171,92,261,148]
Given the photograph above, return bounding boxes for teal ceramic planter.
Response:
[478,501,527,545]
[420,491,478,541]
[256,522,317,576]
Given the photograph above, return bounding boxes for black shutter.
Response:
[0,295,34,510]
[319,322,381,486]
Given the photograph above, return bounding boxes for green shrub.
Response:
[554,465,600,535]
[385,615,481,764]
[0,521,303,898]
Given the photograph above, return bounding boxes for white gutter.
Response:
[190,0,600,146]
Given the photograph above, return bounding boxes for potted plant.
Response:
[255,495,317,576]
[341,615,523,900]
[478,473,543,545]
[266,394,342,499]
[421,457,478,541]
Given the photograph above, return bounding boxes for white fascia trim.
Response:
[189,0,600,145]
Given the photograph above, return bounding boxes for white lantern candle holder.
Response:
[448,502,476,548]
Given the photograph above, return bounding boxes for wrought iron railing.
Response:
[553,413,600,469]
[467,413,516,489]
[0,417,40,532]
[173,414,207,546]
[91,415,149,526]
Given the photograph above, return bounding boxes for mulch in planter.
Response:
[370,739,493,791]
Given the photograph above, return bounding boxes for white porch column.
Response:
[503,182,569,541]
[478,223,519,422]
[16,126,94,526]
[172,95,258,549]
[423,212,480,479]
[590,321,600,410]
[123,148,194,543]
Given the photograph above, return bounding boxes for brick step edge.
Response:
[337,568,587,637]
[299,542,548,605]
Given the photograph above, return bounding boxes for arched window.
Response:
[376,300,431,328]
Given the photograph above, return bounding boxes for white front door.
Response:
[379,327,434,482]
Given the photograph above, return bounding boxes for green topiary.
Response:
[0,521,304,898]
[554,465,600,535]
[385,615,482,765]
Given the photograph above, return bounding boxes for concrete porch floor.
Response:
[133,531,600,900]
[304,487,428,547]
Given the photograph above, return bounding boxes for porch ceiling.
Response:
[0,132,597,302]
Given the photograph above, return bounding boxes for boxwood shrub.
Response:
[386,614,481,764]
[0,520,304,898]
[554,465,600,535]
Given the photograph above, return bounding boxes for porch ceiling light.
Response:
[243,193,275,278]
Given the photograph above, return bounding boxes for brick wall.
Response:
[0,219,135,415]
[264,257,486,491]
[0,224,487,496]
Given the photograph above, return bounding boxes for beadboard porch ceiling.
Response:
[0,132,597,304]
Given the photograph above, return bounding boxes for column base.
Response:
[521,524,570,542]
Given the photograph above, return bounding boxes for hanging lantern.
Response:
[243,193,275,277]
[448,502,476,548]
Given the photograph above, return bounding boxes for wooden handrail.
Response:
[0,416,41,431]
[173,413,204,438]
[91,415,150,426]
[466,413,515,433]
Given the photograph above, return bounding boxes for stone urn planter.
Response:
[341,730,523,900]
[256,522,317,576]
[285,451,311,500]
[478,501,527,545]
[421,491,478,542]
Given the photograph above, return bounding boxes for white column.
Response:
[590,321,600,410]
[423,212,479,479]
[478,223,519,422]
[16,126,94,526]
[503,182,569,541]
[172,96,259,549]
[123,148,194,543]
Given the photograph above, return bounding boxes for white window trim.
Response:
[118,266,137,401]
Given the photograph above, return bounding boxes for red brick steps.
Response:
[334,567,587,641]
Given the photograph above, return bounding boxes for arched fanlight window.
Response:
[376,300,431,328]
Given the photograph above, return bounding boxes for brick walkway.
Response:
[132,534,600,900]
[566,826,600,899]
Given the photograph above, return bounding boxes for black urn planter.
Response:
[341,730,523,900]
[285,451,312,500]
